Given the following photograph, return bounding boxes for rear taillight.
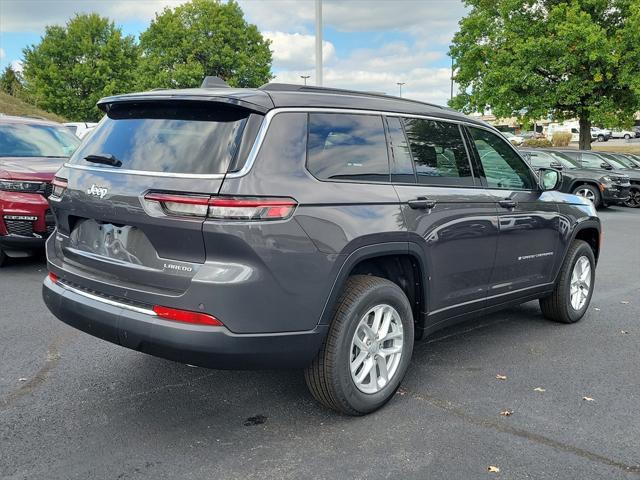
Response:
[51,177,68,198]
[208,197,297,220]
[143,193,297,221]
[152,305,223,326]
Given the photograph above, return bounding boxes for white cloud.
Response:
[0,48,5,60]
[264,31,335,69]
[10,60,23,73]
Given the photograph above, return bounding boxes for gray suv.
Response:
[43,80,601,415]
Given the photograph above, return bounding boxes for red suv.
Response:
[0,116,80,266]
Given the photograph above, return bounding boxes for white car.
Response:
[502,131,524,145]
[609,129,636,140]
[64,122,98,139]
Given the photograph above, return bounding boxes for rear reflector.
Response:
[48,272,59,283]
[152,305,223,326]
[144,193,297,220]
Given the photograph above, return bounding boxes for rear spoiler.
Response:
[97,90,273,115]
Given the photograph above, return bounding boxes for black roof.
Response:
[97,83,488,127]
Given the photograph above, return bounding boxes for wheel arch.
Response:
[571,221,601,263]
[319,242,428,338]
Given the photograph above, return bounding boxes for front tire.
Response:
[0,247,6,268]
[624,187,640,208]
[597,134,605,142]
[572,184,601,208]
[624,134,631,140]
[540,240,595,323]
[305,275,414,415]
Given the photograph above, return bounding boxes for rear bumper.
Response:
[42,277,328,369]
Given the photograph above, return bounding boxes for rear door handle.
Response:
[499,199,517,209]
[407,197,436,210]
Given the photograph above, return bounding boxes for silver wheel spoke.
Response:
[349,303,404,394]
[569,255,591,311]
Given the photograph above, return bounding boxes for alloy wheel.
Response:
[575,188,595,203]
[570,256,591,311]
[625,188,640,208]
[349,304,404,394]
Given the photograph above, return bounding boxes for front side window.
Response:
[526,151,555,169]
[468,126,535,190]
[307,113,389,182]
[403,118,474,186]
[580,152,608,169]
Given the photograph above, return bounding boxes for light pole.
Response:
[315,0,323,86]
[300,75,310,85]
[397,82,405,98]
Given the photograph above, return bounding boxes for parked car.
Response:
[548,149,640,208]
[520,131,545,139]
[42,79,601,415]
[594,153,640,208]
[521,149,630,208]
[0,116,80,266]
[502,131,524,145]
[590,127,611,142]
[609,129,636,140]
[63,122,98,139]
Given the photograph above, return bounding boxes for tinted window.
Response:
[70,102,249,174]
[403,118,474,186]
[307,113,389,182]
[0,123,80,158]
[386,117,415,183]
[468,127,535,189]
[580,152,607,169]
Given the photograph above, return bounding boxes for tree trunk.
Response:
[579,116,591,150]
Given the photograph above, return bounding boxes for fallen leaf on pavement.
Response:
[621,301,630,304]
[496,374,507,380]
[533,387,546,392]
[396,387,408,396]
[582,396,595,402]
[499,410,513,416]
[594,308,601,311]
[18,378,27,382]
[487,466,500,473]
[621,330,629,335]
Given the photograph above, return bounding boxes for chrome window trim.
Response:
[63,107,499,180]
[58,280,157,316]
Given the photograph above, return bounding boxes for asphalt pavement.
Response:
[1,208,639,479]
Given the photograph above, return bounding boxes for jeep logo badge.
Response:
[87,184,108,199]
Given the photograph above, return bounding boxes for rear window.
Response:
[70,102,250,174]
[307,113,389,182]
[0,123,80,158]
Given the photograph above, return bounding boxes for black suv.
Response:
[548,149,639,208]
[43,80,601,415]
[520,149,630,208]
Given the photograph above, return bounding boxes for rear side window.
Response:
[403,118,474,186]
[307,113,389,182]
[70,102,250,174]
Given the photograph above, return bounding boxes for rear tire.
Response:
[305,275,414,415]
[624,134,631,140]
[572,184,601,208]
[597,134,605,142]
[540,240,595,324]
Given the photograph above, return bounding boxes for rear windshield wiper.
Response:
[84,154,122,167]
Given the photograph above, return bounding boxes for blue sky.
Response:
[0,0,468,105]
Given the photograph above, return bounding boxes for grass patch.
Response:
[0,92,67,123]
[592,144,640,154]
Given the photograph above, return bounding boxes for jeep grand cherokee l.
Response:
[0,115,80,266]
[43,80,601,415]
[521,149,630,208]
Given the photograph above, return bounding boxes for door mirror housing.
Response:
[549,161,564,171]
[601,162,613,170]
[538,168,562,191]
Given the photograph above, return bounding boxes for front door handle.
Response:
[408,197,436,210]
[499,199,517,209]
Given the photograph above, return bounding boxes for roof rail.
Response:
[201,76,230,88]
[259,83,446,110]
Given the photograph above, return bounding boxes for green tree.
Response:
[450,0,640,149]
[22,13,138,121]
[137,0,273,90]
[0,66,24,97]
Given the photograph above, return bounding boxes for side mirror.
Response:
[601,162,613,170]
[550,162,564,171]
[538,168,562,191]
